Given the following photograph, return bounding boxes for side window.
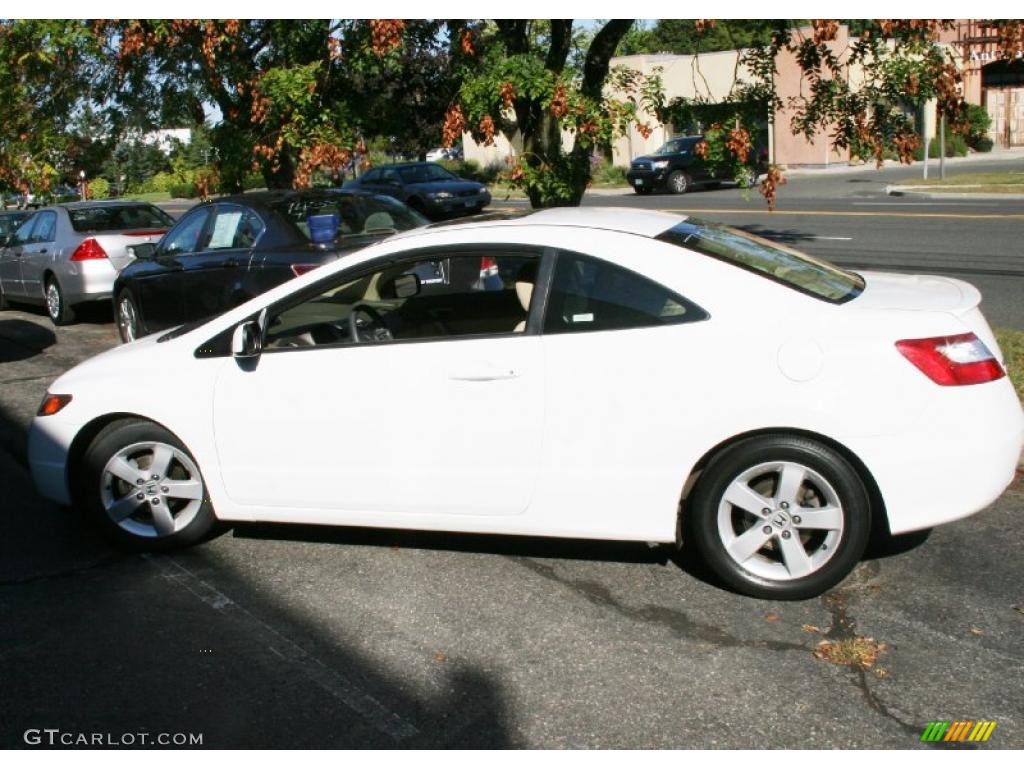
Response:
[13,215,37,245]
[381,170,401,185]
[265,250,540,350]
[544,252,704,334]
[361,169,380,183]
[159,209,210,257]
[30,212,57,243]
[205,205,264,250]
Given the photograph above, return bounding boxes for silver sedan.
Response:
[0,201,173,325]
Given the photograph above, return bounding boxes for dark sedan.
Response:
[345,162,491,220]
[112,189,427,342]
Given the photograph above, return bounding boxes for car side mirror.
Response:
[231,320,263,358]
[127,242,156,260]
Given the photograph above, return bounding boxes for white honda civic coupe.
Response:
[28,208,1024,599]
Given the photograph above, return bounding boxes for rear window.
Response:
[69,205,174,233]
[657,218,864,303]
[271,193,428,242]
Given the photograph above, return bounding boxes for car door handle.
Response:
[448,364,519,382]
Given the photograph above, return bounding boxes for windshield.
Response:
[271,192,428,242]
[653,139,693,155]
[398,164,457,184]
[657,218,864,303]
[69,205,174,233]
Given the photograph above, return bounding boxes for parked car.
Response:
[626,135,766,195]
[111,189,428,343]
[29,208,1023,599]
[0,201,173,325]
[425,147,463,162]
[0,210,32,245]
[345,162,490,220]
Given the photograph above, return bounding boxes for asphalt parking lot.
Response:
[1,303,1022,749]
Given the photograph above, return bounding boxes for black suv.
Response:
[625,135,764,195]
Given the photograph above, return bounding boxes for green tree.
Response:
[451,20,659,207]
[0,20,104,195]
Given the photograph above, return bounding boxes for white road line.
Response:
[811,236,853,241]
[145,553,419,741]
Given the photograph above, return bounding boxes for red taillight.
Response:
[124,229,167,237]
[290,264,319,277]
[38,393,72,416]
[70,238,108,261]
[895,332,1005,386]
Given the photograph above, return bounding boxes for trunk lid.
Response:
[87,231,167,272]
[853,270,1002,362]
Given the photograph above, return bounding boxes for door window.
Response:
[265,250,540,350]
[544,252,705,334]
[30,211,57,243]
[12,215,37,245]
[205,205,265,250]
[158,209,211,256]
[360,169,380,183]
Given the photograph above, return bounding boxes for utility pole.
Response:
[922,104,931,180]
[939,113,946,180]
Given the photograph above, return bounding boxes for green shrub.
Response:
[591,162,628,186]
[242,172,265,191]
[974,137,994,153]
[169,182,197,199]
[963,104,992,148]
[912,131,969,160]
[87,178,110,199]
[439,159,503,184]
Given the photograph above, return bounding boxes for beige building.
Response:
[464,22,1013,170]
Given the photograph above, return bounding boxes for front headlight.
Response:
[652,160,670,170]
[429,191,454,199]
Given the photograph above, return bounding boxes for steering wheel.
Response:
[348,303,393,343]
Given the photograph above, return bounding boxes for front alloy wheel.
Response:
[688,435,870,600]
[667,171,691,194]
[79,420,217,550]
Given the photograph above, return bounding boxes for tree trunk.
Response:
[518,19,634,208]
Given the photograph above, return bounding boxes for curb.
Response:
[885,184,1024,200]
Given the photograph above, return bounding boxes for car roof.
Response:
[402,206,688,240]
[57,200,158,211]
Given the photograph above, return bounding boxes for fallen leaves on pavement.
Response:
[813,636,888,669]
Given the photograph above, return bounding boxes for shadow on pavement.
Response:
[0,402,515,748]
[0,319,56,363]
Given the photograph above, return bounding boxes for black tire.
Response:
[115,289,141,343]
[0,280,8,310]
[667,170,691,194]
[45,276,76,326]
[75,419,217,551]
[686,435,871,600]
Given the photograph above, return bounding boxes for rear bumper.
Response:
[59,259,117,304]
[848,379,1024,534]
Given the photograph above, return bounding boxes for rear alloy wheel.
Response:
[667,171,691,194]
[688,435,870,600]
[45,277,76,326]
[78,420,217,550]
[116,290,140,343]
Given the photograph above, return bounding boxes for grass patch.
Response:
[813,636,887,669]
[996,327,1024,401]
[911,171,1024,188]
[123,191,174,203]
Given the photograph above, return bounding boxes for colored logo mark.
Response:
[920,721,997,742]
